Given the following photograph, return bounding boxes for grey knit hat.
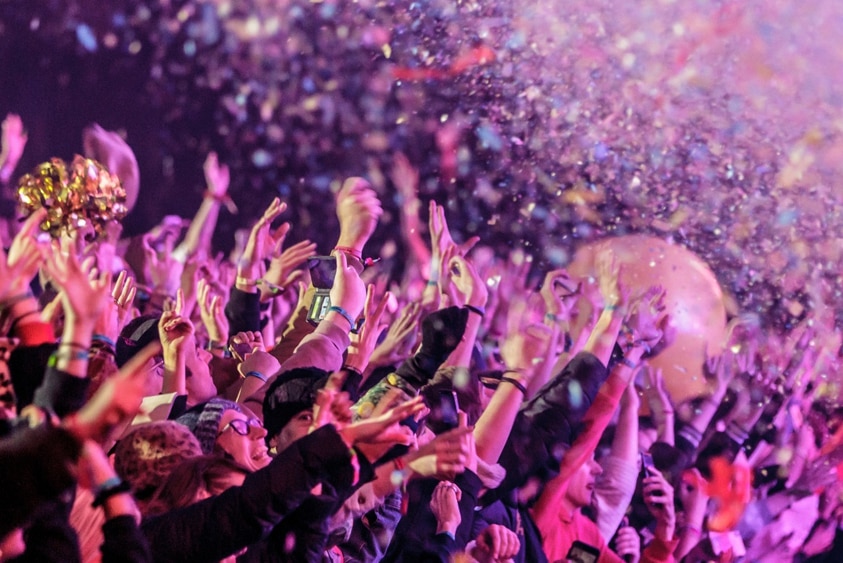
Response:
[176,398,242,454]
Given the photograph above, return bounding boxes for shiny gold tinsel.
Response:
[16,155,127,238]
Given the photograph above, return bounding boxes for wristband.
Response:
[329,305,355,329]
[501,376,528,395]
[203,190,238,214]
[236,276,258,287]
[620,357,638,370]
[341,364,362,376]
[545,312,560,323]
[426,280,439,286]
[333,245,362,260]
[605,304,618,311]
[92,334,115,348]
[206,341,227,351]
[92,477,132,507]
[261,280,285,295]
[58,341,88,351]
[48,350,89,366]
[244,371,267,382]
[465,304,485,318]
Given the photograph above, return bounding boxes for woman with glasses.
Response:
[176,398,272,473]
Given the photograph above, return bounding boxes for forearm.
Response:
[162,350,187,395]
[56,318,94,378]
[657,412,676,446]
[688,390,727,436]
[612,400,639,461]
[584,309,623,367]
[527,324,560,397]
[441,309,481,369]
[474,374,529,464]
[175,198,221,260]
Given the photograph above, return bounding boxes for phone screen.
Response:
[425,390,459,434]
[565,540,600,563]
[641,452,655,477]
[308,256,337,289]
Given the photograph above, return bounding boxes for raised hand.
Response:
[501,324,551,376]
[203,151,230,199]
[110,270,137,332]
[329,251,367,326]
[337,394,424,449]
[142,232,181,296]
[347,285,391,372]
[335,177,382,256]
[197,278,229,345]
[44,237,111,327]
[0,209,46,302]
[429,200,479,270]
[624,286,670,356]
[369,302,421,367]
[595,249,627,311]
[0,113,27,181]
[82,123,140,211]
[262,239,316,301]
[158,308,194,361]
[441,252,488,311]
[539,268,579,323]
[391,152,420,207]
[239,198,286,285]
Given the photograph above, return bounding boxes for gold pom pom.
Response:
[16,155,127,239]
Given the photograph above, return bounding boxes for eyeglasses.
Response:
[218,417,263,436]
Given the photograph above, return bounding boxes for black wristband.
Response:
[464,304,485,318]
[501,376,527,395]
[92,478,132,507]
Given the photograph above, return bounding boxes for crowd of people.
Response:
[0,109,842,563]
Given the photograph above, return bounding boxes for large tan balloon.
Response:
[567,235,727,403]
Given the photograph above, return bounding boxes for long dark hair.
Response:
[145,455,249,516]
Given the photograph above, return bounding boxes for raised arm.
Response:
[173,152,231,262]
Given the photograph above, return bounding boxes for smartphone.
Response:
[566,540,600,563]
[306,256,336,327]
[641,452,656,477]
[308,256,337,290]
[425,390,460,434]
[229,341,252,362]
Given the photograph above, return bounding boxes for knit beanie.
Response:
[116,314,161,367]
[176,398,241,455]
[113,421,202,499]
[262,367,329,440]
